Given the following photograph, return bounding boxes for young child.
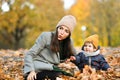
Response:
[70,34,112,72]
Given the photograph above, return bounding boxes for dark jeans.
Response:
[24,70,62,80]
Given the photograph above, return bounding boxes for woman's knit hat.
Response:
[56,15,77,33]
[83,34,99,49]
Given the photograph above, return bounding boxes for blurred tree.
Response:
[69,0,120,47]
[25,0,65,48]
[91,0,120,46]
[0,0,65,49]
[69,0,91,46]
[0,0,35,49]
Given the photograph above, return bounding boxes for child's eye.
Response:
[84,45,87,47]
[89,45,92,47]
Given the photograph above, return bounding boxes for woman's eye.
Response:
[59,27,63,30]
[65,30,69,33]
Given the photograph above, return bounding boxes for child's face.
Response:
[83,42,96,53]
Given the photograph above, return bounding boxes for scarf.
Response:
[83,50,100,57]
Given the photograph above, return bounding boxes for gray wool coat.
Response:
[24,32,75,74]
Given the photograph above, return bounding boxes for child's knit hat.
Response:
[84,34,99,49]
[56,15,76,33]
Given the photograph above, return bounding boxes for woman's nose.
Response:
[60,30,64,34]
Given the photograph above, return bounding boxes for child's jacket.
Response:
[74,50,110,71]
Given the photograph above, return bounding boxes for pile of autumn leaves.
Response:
[0,49,25,80]
[0,47,120,80]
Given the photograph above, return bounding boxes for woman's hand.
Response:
[27,71,37,80]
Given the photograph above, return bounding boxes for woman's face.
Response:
[57,25,70,40]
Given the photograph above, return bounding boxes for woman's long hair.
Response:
[50,27,74,58]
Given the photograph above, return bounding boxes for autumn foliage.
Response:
[0,49,25,80]
[0,47,120,80]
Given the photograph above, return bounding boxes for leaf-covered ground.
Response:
[0,47,120,80]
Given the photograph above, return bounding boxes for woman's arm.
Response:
[24,32,48,74]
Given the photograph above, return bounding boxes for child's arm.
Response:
[99,55,111,70]
[66,52,83,65]
[69,52,83,64]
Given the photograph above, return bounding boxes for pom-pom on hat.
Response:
[84,34,99,49]
[56,15,76,33]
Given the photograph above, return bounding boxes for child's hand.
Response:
[107,68,113,72]
[70,56,76,61]
[65,59,71,63]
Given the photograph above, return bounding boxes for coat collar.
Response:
[83,50,100,57]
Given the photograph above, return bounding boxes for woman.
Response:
[24,15,77,80]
